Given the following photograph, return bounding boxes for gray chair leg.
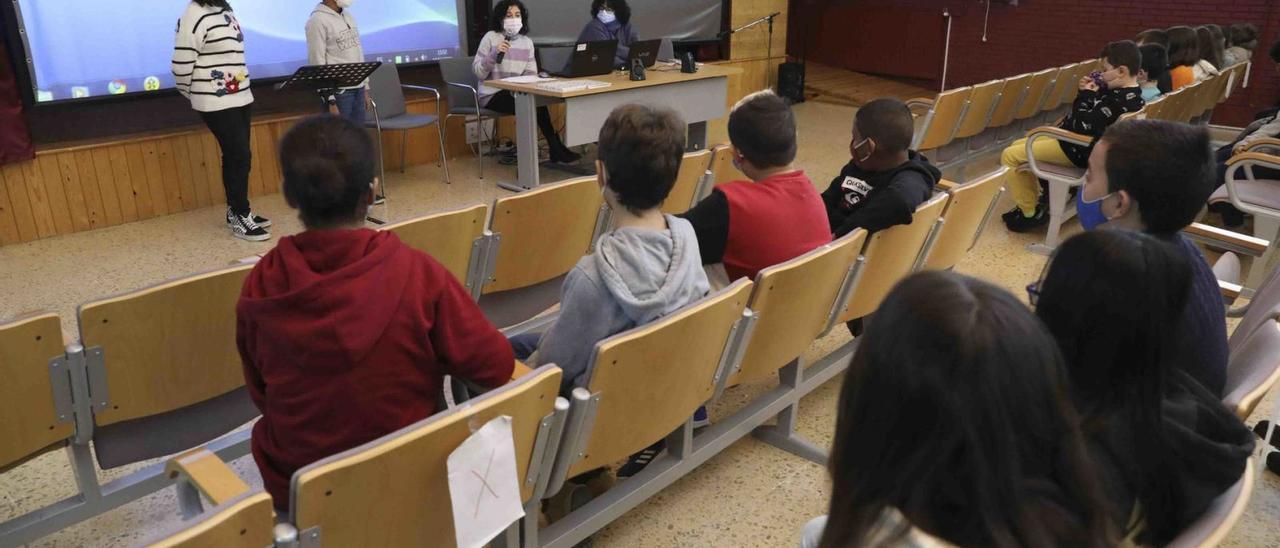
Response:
[436,121,451,184]
[399,131,408,174]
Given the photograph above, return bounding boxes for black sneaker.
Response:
[1002,204,1048,233]
[227,209,270,242]
[249,212,271,228]
[551,148,582,164]
[616,440,664,478]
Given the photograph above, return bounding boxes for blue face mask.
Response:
[1077,190,1114,230]
[597,10,617,25]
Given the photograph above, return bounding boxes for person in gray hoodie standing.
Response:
[511,104,710,395]
[306,0,368,123]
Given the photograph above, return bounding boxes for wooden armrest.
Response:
[1025,126,1092,147]
[1225,151,1280,168]
[1244,138,1280,153]
[1219,280,1243,301]
[935,180,960,192]
[512,360,534,380]
[1183,223,1270,257]
[166,449,249,507]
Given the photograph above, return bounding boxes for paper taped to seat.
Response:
[447,415,525,548]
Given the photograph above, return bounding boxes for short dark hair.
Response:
[1196,26,1224,68]
[590,0,631,26]
[1102,120,1213,234]
[1229,23,1259,50]
[854,98,914,154]
[597,104,686,214]
[1138,44,1169,80]
[727,91,797,168]
[1136,28,1169,49]
[489,0,530,35]
[1100,40,1142,75]
[1166,26,1201,67]
[280,116,376,229]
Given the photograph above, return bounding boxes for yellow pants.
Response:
[1000,137,1075,215]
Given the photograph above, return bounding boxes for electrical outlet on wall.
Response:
[465,116,494,145]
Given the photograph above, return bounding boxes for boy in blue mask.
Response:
[1074,120,1226,396]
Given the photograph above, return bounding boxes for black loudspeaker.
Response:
[778,62,805,103]
[681,52,698,73]
[630,58,647,81]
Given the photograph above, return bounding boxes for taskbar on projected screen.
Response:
[33,47,461,103]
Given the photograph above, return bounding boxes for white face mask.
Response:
[335,0,354,8]
[597,10,617,25]
[503,17,523,37]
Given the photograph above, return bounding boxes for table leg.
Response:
[499,91,542,192]
[688,121,708,152]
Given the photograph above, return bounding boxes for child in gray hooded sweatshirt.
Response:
[513,104,711,394]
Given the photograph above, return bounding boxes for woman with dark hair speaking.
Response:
[172,0,270,241]
[577,0,640,68]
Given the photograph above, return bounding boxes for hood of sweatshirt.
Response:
[238,229,411,371]
[591,215,710,325]
[831,151,942,211]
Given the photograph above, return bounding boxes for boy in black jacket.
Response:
[822,98,941,238]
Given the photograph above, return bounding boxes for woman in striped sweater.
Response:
[172,0,270,241]
[472,0,581,164]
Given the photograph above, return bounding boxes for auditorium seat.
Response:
[1020,126,1091,254]
[1038,63,1081,124]
[1002,68,1059,140]
[1181,222,1269,304]
[383,204,491,300]
[919,168,1009,272]
[707,143,746,192]
[836,193,950,323]
[0,312,73,474]
[539,281,753,548]
[276,364,566,547]
[975,72,1034,150]
[1224,316,1280,420]
[940,79,1004,165]
[1166,459,1255,548]
[662,149,713,215]
[1211,150,1280,288]
[1,265,258,546]
[143,449,274,548]
[479,176,609,332]
[907,86,973,154]
[364,63,451,185]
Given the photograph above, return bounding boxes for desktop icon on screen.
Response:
[36,90,53,102]
[107,80,128,95]
[71,86,90,99]
[395,55,404,64]
[144,77,161,91]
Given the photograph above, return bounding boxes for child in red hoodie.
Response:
[236,116,514,509]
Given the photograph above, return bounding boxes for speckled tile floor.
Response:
[1,101,1277,547]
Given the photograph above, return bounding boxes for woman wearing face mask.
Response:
[472,0,581,164]
[577,0,639,69]
[306,0,369,124]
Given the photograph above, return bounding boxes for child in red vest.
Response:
[681,90,830,282]
[236,116,514,509]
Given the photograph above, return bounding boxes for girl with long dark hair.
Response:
[806,271,1114,548]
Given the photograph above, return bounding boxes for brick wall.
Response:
[792,0,1280,126]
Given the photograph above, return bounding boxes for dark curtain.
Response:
[0,36,34,165]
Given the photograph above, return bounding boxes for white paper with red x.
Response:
[447,415,526,548]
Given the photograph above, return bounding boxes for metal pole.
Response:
[941,9,952,92]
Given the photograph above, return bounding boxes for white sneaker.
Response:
[227,209,271,242]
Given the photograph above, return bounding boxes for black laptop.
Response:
[550,40,618,78]
[627,39,662,69]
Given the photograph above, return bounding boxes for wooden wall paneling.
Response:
[1,165,38,241]
[107,147,140,223]
[73,150,107,229]
[16,161,57,239]
[201,133,225,207]
[89,148,124,227]
[54,153,92,232]
[729,0,790,61]
[262,122,285,195]
[0,168,23,244]
[184,134,212,208]
[154,140,185,215]
[139,141,171,217]
[124,144,155,221]
[168,136,197,212]
[35,155,74,235]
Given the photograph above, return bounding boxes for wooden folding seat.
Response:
[662,149,713,215]
[907,86,973,154]
[383,204,490,299]
[919,169,1009,271]
[0,312,73,474]
[1038,62,1082,123]
[975,72,1033,149]
[1001,67,1059,139]
[703,144,747,198]
[280,365,567,547]
[538,281,754,548]
[835,193,950,324]
[479,177,609,331]
[937,79,1004,164]
[143,449,274,548]
[1,265,258,546]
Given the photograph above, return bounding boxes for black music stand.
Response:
[278,62,388,224]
